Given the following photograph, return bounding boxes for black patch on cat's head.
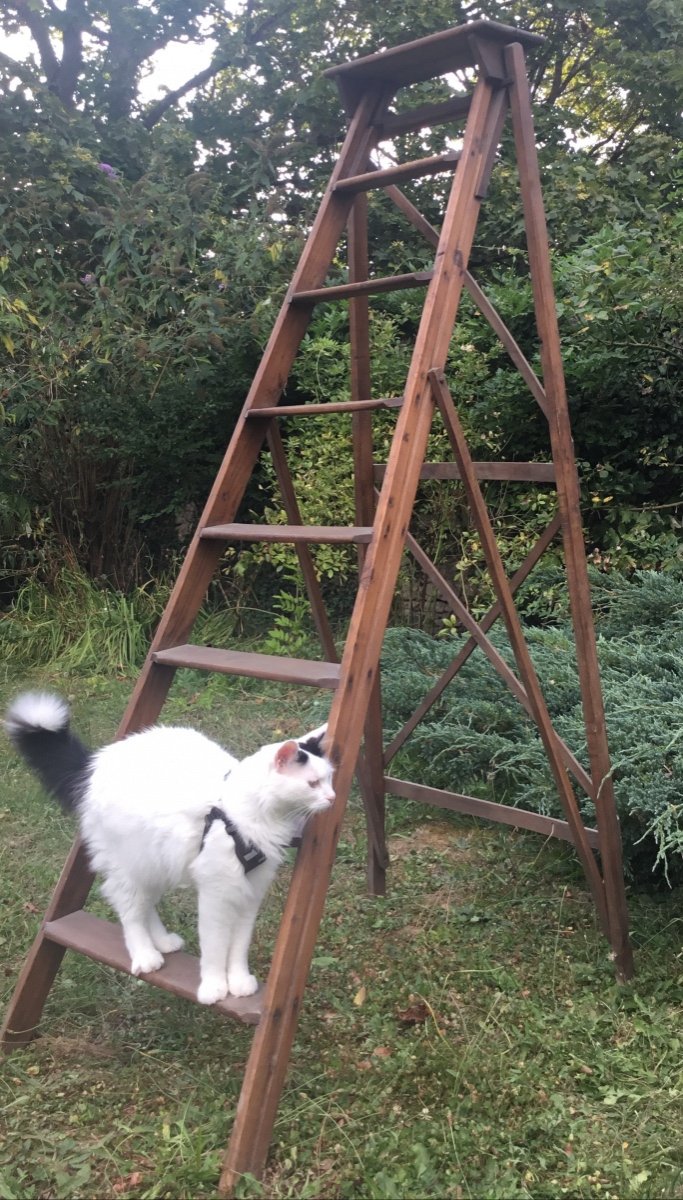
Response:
[298,734,324,759]
[295,747,309,765]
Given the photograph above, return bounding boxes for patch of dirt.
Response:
[41,1033,117,1061]
[388,820,482,862]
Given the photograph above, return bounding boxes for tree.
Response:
[1,0,295,127]
[1,0,681,595]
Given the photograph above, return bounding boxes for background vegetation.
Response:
[1,6,683,1195]
[1,0,681,595]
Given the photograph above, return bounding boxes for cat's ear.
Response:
[273,740,300,772]
[298,723,328,758]
[303,722,327,741]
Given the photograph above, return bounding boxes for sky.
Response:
[4,27,218,106]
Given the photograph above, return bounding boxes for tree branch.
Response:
[141,57,230,129]
[0,48,44,86]
[11,0,60,87]
[55,0,86,107]
[141,1,296,130]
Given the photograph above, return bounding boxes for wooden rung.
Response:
[246,398,404,418]
[375,95,472,137]
[335,151,460,194]
[200,523,373,544]
[44,911,263,1024]
[152,645,341,688]
[291,270,432,305]
[384,778,600,849]
[374,460,557,483]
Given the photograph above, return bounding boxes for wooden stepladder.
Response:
[2,19,634,1193]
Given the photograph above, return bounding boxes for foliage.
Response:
[1,0,682,602]
[380,569,683,884]
[0,565,238,674]
[0,87,294,589]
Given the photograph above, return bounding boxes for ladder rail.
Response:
[219,72,502,1192]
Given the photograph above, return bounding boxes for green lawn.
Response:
[1,667,681,1199]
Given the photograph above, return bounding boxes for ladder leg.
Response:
[1,841,94,1049]
[219,756,357,1193]
[430,369,609,931]
[349,192,388,894]
[220,76,501,1192]
[360,678,388,896]
[505,43,633,980]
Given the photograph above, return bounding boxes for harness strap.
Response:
[200,806,267,874]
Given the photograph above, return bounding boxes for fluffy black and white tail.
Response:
[4,693,93,812]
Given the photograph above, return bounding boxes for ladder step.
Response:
[247,398,403,418]
[152,645,341,688]
[200,523,373,544]
[375,94,472,138]
[374,461,557,483]
[291,270,432,305]
[324,21,543,90]
[44,911,263,1025]
[335,151,460,194]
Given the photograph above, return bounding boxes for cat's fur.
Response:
[5,693,334,1004]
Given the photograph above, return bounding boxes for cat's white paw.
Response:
[154,932,184,954]
[227,971,259,997]
[130,947,165,976]
[197,974,229,1005]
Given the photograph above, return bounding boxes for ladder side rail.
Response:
[430,368,608,925]
[0,839,94,1048]
[505,43,633,980]
[219,74,502,1193]
[348,191,388,895]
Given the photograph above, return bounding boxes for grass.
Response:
[1,665,682,1199]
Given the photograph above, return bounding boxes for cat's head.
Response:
[248,724,334,820]
[271,733,335,816]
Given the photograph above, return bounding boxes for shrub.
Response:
[380,569,683,885]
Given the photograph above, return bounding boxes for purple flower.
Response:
[97,162,119,179]
[81,273,96,285]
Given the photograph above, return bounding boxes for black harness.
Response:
[200,806,267,874]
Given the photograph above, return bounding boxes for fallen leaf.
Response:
[396,1001,430,1025]
[372,1046,392,1058]
[353,985,367,1007]
[112,1170,144,1194]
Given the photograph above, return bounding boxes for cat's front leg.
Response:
[226,908,260,997]
[193,873,231,1004]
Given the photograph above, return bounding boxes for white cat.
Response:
[5,693,334,1004]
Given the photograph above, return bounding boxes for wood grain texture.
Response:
[505,42,632,980]
[45,912,263,1024]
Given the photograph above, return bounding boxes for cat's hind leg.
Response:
[147,909,184,955]
[100,872,165,975]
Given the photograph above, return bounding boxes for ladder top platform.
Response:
[324,20,544,94]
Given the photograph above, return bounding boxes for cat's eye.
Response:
[308,781,318,789]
